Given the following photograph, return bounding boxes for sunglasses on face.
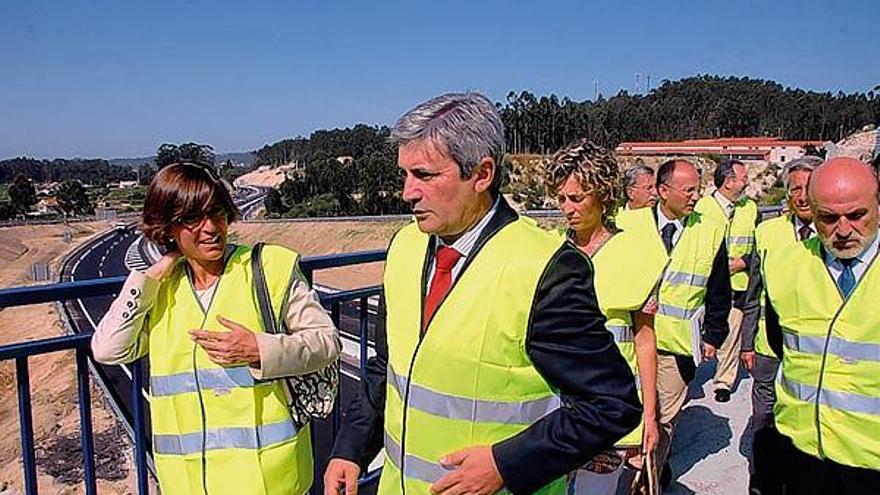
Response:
[176,205,229,228]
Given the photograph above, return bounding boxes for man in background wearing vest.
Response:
[617,159,731,489]
[623,164,657,210]
[324,92,641,495]
[763,157,880,493]
[739,155,821,494]
[695,159,758,403]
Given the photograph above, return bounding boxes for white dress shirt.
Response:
[793,215,815,240]
[824,234,880,286]
[428,197,500,284]
[656,204,684,248]
[713,191,735,219]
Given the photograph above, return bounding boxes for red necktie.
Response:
[423,246,462,330]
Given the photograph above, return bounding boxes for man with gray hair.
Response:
[739,155,821,494]
[325,92,641,495]
[623,164,657,210]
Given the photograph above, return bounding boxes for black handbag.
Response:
[251,242,339,427]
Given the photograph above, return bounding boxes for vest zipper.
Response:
[193,342,210,495]
[183,246,234,495]
[813,248,879,457]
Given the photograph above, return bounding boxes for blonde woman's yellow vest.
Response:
[592,226,667,446]
[148,245,313,495]
[381,219,566,495]
[763,237,880,469]
[753,215,805,358]
[617,208,726,356]
[695,195,757,291]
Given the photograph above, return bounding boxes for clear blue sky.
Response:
[1,0,877,159]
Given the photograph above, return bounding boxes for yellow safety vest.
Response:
[753,215,807,358]
[592,227,666,446]
[148,245,313,495]
[695,195,757,291]
[617,208,726,356]
[381,219,567,495]
[764,237,880,469]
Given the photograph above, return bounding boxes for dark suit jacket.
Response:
[331,198,642,495]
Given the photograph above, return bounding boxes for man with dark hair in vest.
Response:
[763,157,880,493]
[323,92,641,495]
[695,159,759,403]
[616,158,731,489]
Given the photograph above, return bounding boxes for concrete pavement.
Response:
[667,361,753,494]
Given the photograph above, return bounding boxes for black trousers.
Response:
[780,438,880,495]
[749,354,782,494]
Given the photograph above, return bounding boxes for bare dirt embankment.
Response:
[0,222,137,494]
[230,220,408,289]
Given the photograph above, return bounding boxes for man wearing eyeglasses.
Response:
[616,158,731,488]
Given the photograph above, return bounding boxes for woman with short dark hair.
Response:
[92,161,340,495]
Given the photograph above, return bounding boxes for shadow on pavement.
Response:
[688,358,750,401]
[687,361,714,400]
[669,405,732,482]
[739,415,754,474]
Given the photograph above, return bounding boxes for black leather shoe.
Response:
[714,389,731,403]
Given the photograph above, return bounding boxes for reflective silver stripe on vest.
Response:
[782,331,880,363]
[150,366,255,397]
[387,367,559,425]
[606,324,634,343]
[153,418,298,455]
[662,271,708,287]
[384,431,447,484]
[780,374,880,416]
[728,236,754,246]
[656,304,700,320]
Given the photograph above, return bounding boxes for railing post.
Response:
[131,359,149,495]
[302,266,314,286]
[76,349,98,495]
[358,297,369,379]
[16,357,38,495]
[329,301,342,439]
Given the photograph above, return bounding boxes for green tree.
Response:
[56,179,94,216]
[264,188,285,215]
[8,174,37,214]
[155,142,215,170]
[137,162,156,185]
[155,144,179,170]
[0,201,14,220]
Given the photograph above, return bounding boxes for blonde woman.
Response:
[545,140,665,494]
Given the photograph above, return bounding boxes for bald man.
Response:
[762,157,880,494]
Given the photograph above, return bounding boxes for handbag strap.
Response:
[251,242,280,335]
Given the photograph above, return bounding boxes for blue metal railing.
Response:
[0,249,387,495]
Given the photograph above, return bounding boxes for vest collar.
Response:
[183,244,239,316]
[422,196,519,286]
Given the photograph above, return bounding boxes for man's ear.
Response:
[472,157,495,193]
[657,183,669,203]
